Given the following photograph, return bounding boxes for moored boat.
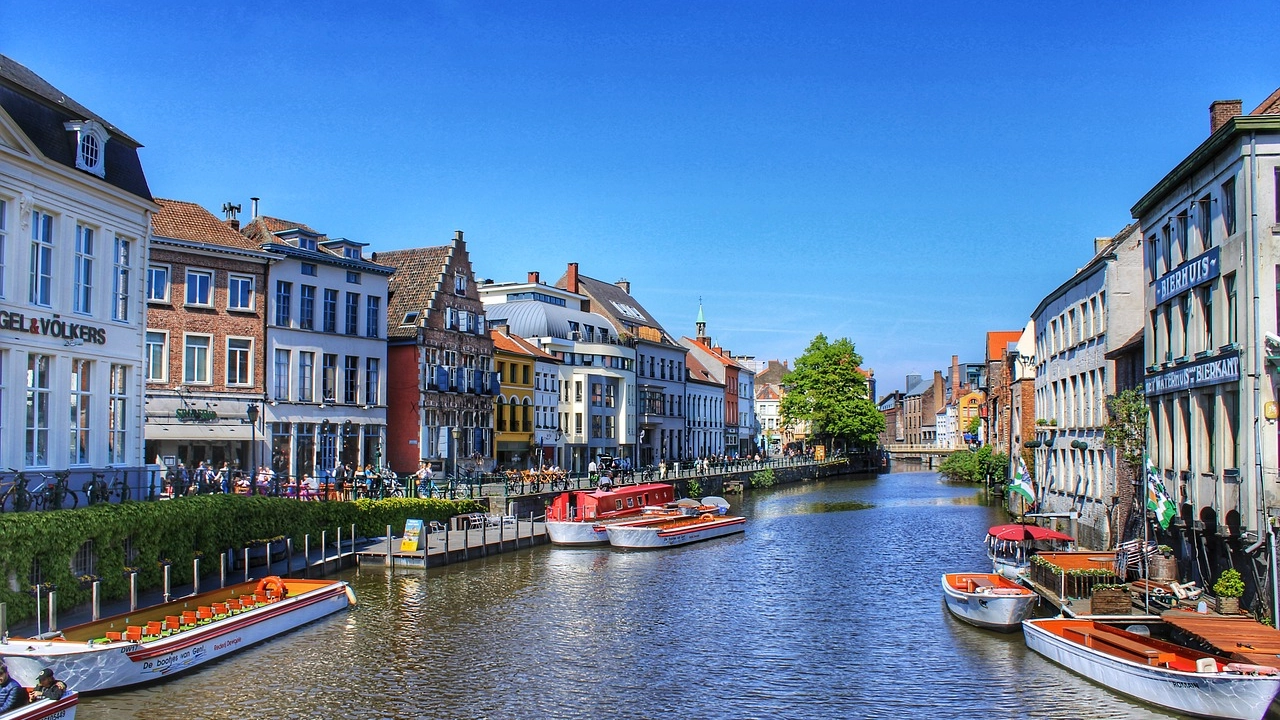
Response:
[940,573,1036,632]
[604,500,745,549]
[1023,617,1280,719]
[0,692,77,720]
[0,577,355,693]
[545,483,676,545]
[986,523,1075,580]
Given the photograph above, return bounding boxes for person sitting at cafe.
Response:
[0,664,26,712]
[29,669,65,702]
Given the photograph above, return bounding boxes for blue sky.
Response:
[6,1,1280,393]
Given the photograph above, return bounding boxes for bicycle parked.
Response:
[1,469,36,512]
[37,470,77,511]
[84,472,112,505]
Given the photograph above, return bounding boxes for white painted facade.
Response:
[686,378,725,458]
[260,231,393,481]
[0,79,156,489]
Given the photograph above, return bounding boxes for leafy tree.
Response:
[939,445,1009,484]
[965,416,981,436]
[780,334,885,449]
[1104,388,1148,471]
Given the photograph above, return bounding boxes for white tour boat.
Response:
[940,572,1037,632]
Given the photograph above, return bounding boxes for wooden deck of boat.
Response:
[1163,610,1280,668]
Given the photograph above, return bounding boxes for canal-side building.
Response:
[1005,322,1038,493]
[1030,224,1143,550]
[902,371,944,446]
[0,55,157,484]
[982,330,1024,456]
[144,199,277,471]
[379,232,497,475]
[681,307,744,456]
[480,274,636,471]
[1133,95,1280,588]
[757,383,782,453]
[557,265,688,465]
[685,353,725,458]
[877,390,905,447]
[491,326,534,469]
[240,212,394,480]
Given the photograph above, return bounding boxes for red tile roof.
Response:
[152,199,265,252]
[685,353,721,385]
[986,331,1022,363]
[240,215,326,243]
[379,245,452,340]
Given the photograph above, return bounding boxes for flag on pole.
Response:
[1145,455,1176,530]
[1009,457,1035,505]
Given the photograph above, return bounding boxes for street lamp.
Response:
[246,403,259,496]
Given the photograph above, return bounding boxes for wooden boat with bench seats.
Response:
[941,573,1036,632]
[0,577,354,693]
[0,692,77,720]
[1023,617,1280,719]
[604,499,744,549]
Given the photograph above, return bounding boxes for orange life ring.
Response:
[255,575,287,599]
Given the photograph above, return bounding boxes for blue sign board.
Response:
[1144,349,1240,397]
[1155,246,1220,304]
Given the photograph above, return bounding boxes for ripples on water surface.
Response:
[86,471,1181,719]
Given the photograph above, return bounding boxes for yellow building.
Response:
[492,328,535,468]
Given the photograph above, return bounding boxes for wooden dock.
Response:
[356,515,548,568]
[1163,610,1280,667]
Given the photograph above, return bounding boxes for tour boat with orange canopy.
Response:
[545,482,677,545]
[986,523,1075,580]
[0,577,355,693]
[1023,617,1280,719]
[0,692,77,720]
[604,498,744,549]
[940,572,1036,632]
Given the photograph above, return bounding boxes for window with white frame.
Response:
[365,358,380,406]
[26,353,52,466]
[344,356,359,404]
[0,199,7,298]
[228,274,254,311]
[108,364,127,465]
[185,269,213,307]
[298,236,317,252]
[275,281,292,326]
[345,292,359,335]
[74,225,94,314]
[112,237,130,321]
[298,351,314,402]
[346,271,361,284]
[183,334,211,384]
[365,296,380,338]
[274,349,291,401]
[30,211,53,306]
[322,354,337,402]
[301,262,317,276]
[226,338,252,385]
[145,331,168,382]
[454,270,467,295]
[300,285,315,330]
[323,289,337,333]
[70,359,92,465]
[147,264,169,302]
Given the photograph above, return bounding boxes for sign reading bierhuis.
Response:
[1144,349,1240,397]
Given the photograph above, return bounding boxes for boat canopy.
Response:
[987,524,1074,542]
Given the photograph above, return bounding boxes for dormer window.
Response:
[64,120,109,178]
[343,247,360,260]
[400,311,420,327]
[298,236,317,252]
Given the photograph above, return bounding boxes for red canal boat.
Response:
[545,483,676,545]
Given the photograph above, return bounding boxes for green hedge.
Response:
[0,495,483,624]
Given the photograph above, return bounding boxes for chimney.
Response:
[616,278,630,294]
[222,201,242,231]
[1093,236,1111,254]
[906,373,921,389]
[950,355,960,396]
[494,323,510,335]
[566,262,579,294]
[1210,99,1242,134]
[528,271,540,284]
[454,230,464,244]
[250,197,260,219]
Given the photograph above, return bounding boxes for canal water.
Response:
[84,470,1177,719]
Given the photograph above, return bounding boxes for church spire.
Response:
[695,298,707,340]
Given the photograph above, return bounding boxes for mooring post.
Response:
[220,551,227,588]
[33,586,41,638]
[163,564,171,603]
[304,535,311,578]
[336,527,342,568]
[350,523,356,558]
[129,572,137,612]
[386,525,393,567]
[193,557,200,595]
[243,548,250,582]
[265,541,272,575]
[286,537,294,577]
[91,581,100,621]
[321,530,328,572]
[0,601,6,638]
[47,590,56,633]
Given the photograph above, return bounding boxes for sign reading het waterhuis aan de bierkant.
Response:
[1144,349,1240,397]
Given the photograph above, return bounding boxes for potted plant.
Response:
[1149,545,1178,583]
[1090,583,1132,615]
[1213,568,1245,614]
